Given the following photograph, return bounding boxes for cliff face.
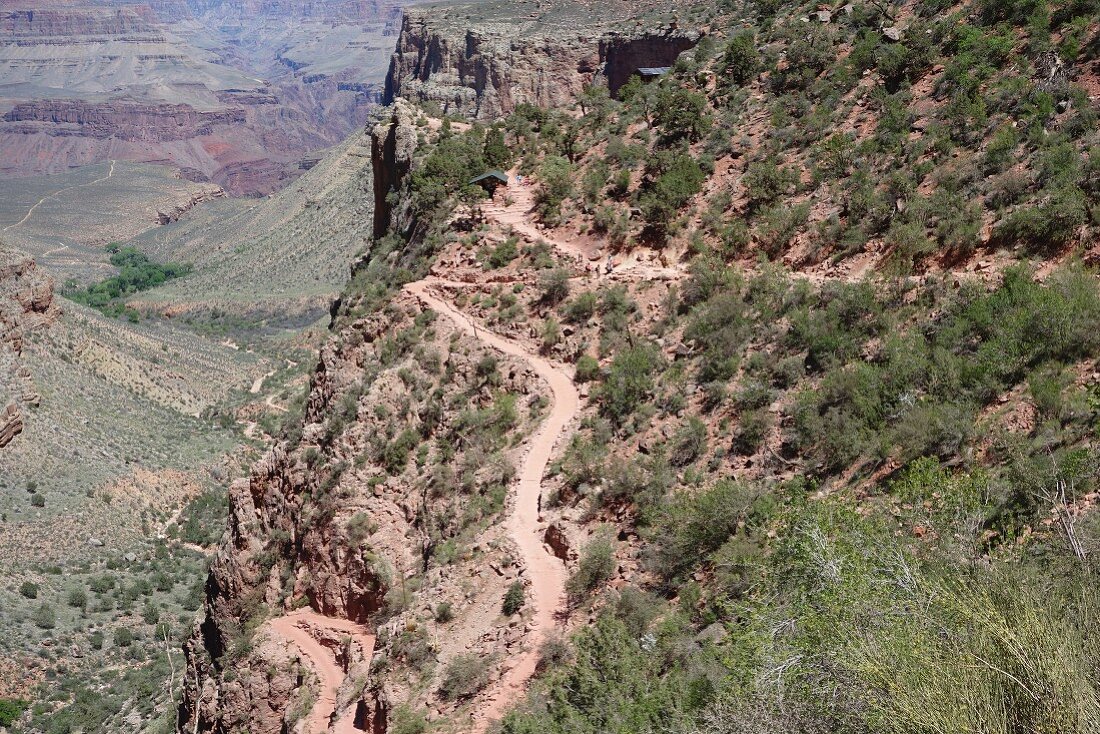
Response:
[0,247,59,448]
[383,10,698,119]
[370,99,417,239]
[4,101,248,142]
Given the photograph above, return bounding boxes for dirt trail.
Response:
[484,174,685,281]
[268,610,376,734]
[406,278,578,733]
[250,369,275,394]
[3,160,116,233]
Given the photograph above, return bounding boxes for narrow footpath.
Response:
[268,610,375,734]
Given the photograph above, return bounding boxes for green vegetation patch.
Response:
[64,245,191,321]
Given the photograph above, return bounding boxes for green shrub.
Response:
[563,291,597,324]
[598,343,662,425]
[114,628,135,647]
[536,156,574,224]
[434,602,455,624]
[67,588,87,609]
[32,603,56,630]
[667,417,708,467]
[487,237,519,268]
[19,581,38,599]
[653,86,711,143]
[539,268,571,306]
[742,159,796,212]
[722,32,760,87]
[502,581,525,616]
[439,654,491,701]
[994,186,1088,250]
[645,480,762,586]
[574,355,600,383]
[639,154,706,233]
[0,699,28,727]
[566,532,616,603]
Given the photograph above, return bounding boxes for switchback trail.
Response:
[268,610,375,734]
[405,278,578,734]
[484,173,685,281]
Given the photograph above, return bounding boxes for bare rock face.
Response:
[371,98,418,239]
[0,246,59,448]
[384,8,699,119]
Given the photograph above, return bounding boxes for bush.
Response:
[487,237,519,269]
[567,532,616,603]
[640,154,706,233]
[67,588,87,609]
[563,291,597,324]
[599,343,662,425]
[439,654,491,701]
[652,86,711,143]
[19,581,38,599]
[434,602,455,624]
[114,628,135,647]
[539,268,571,306]
[536,156,574,224]
[502,581,525,615]
[646,480,763,586]
[30,493,44,508]
[0,699,28,727]
[574,355,600,383]
[742,159,796,212]
[668,417,708,467]
[994,186,1088,250]
[33,603,56,630]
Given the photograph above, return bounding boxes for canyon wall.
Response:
[0,248,59,448]
[384,8,699,119]
[0,0,404,195]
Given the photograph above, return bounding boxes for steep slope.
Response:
[0,246,59,447]
[183,1,1100,734]
[128,123,377,326]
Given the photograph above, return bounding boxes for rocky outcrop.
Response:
[383,9,699,119]
[371,99,418,239]
[156,186,227,225]
[0,247,59,448]
[600,29,702,96]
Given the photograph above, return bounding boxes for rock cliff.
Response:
[0,247,59,448]
[383,4,699,119]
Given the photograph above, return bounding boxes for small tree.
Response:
[536,156,574,224]
[539,268,571,306]
[653,86,711,144]
[723,31,760,86]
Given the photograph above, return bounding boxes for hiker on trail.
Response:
[605,256,614,275]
